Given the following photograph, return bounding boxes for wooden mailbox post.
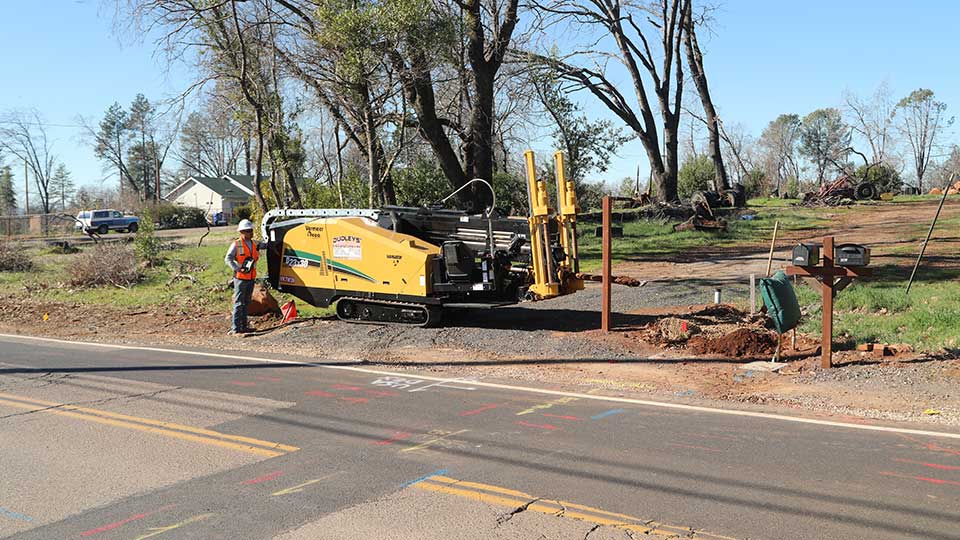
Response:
[786,236,871,369]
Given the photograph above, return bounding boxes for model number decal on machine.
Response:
[283,256,309,268]
[332,235,362,260]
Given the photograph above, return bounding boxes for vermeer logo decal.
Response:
[332,235,362,260]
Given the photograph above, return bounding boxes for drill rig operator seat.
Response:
[441,241,474,283]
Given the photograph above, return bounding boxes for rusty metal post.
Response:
[601,196,612,332]
[821,236,834,369]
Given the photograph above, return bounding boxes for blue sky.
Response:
[1,0,957,197]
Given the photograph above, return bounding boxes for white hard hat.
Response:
[237,219,255,232]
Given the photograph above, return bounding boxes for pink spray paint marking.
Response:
[340,397,369,404]
[80,505,175,537]
[80,513,149,537]
[305,390,336,398]
[241,471,283,485]
[229,381,256,387]
[374,432,413,445]
[542,413,580,421]
[517,421,558,431]
[881,471,960,487]
[332,383,363,391]
[460,404,499,417]
[893,458,960,472]
[897,433,960,457]
[667,443,722,453]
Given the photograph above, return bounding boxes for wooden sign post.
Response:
[786,236,871,368]
[601,196,612,332]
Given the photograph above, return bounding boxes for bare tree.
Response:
[526,0,688,201]
[681,1,727,192]
[843,82,895,166]
[0,110,56,214]
[894,88,953,192]
[759,114,801,195]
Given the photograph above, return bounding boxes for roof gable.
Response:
[186,176,250,200]
[223,175,256,195]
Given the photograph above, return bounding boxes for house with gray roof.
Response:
[165,175,255,221]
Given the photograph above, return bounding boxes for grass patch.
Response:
[576,205,829,272]
[0,233,334,319]
[746,197,802,207]
[790,265,960,352]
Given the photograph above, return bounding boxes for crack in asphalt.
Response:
[553,500,567,518]
[495,497,541,527]
[583,524,602,539]
[0,372,72,391]
[0,386,184,421]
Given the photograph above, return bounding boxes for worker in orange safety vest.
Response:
[224,219,266,334]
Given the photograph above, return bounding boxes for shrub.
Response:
[232,205,252,223]
[0,243,34,272]
[678,155,717,199]
[154,204,208,229]
[741,169,767,198]
[134,209,163,266]
[394,160,452,207]
[68,243,142,288]
[855,164,902,194]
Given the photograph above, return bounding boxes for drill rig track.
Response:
[335,297,442,327]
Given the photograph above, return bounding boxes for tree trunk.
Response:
[364,106,380,209]
[683,4,729,192]
[252,109,268,212]
[465,68,495,208]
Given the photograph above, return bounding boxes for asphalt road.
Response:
[0,335,958,540]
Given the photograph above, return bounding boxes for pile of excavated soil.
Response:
[687,327,777,357]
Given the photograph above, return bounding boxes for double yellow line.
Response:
[413,475,737,540]
[0,392,298,458]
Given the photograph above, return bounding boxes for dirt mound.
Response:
[249,283,280,315]
[687,327,777,357]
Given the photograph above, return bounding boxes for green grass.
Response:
[790,265,960,352]
[746,197,802,207]
[0,233,334,319]
[576,205,829,272]
[892,194,948,203]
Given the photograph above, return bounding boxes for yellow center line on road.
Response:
[0,394,297,458]
[413,476,738,540]
[0,392,299,453]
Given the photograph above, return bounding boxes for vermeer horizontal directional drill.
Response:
[262,151,584,326]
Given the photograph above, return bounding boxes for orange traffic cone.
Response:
[280,300,298,324]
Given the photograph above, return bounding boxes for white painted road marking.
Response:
[408,376,478,393]
[2,333,959,441]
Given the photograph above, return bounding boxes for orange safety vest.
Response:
[235,238,259,280]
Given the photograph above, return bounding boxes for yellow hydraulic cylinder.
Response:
[554,151,581,276]
[524,150,559,298]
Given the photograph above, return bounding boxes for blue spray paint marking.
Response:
[0,507,33,522]
[400,468,448,488]
[591,409,626,420]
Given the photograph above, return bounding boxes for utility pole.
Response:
[155,154,161,201]
[23,160,29,215]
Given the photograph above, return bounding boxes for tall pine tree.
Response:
[49,164,74,212]
[0,166,16,214]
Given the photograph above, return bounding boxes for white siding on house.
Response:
[172,181,224,215]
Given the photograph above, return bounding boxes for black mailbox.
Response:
[834,244,870,267]
[792,243,821,266]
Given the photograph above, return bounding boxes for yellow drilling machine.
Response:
[262,151,584,326]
